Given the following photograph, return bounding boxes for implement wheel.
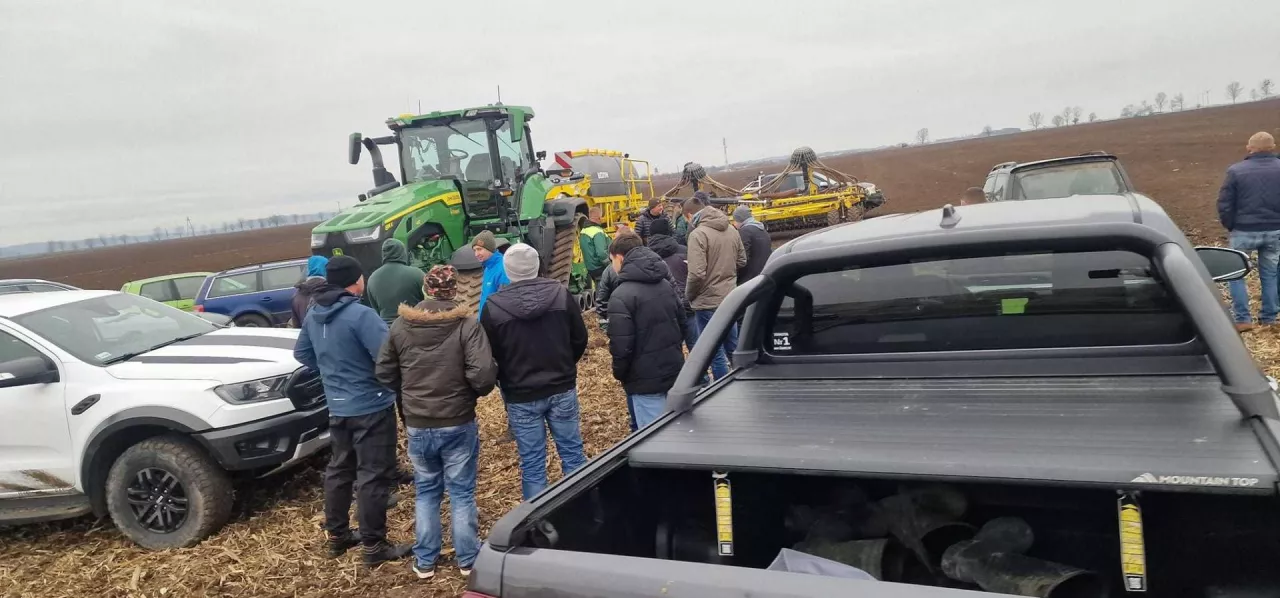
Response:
[826,205,846,227]
[455,269,484,313]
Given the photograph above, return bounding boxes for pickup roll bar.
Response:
[666,221,1280,422]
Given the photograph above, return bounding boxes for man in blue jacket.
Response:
[472,230,509,318]
[294,255,409,567]
[1218,132,1280,332]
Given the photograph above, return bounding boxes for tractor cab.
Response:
[316,105,552,277]
[373,106,537,229]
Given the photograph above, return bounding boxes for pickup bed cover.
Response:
[628,373,1277,493]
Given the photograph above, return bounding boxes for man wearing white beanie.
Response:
[480,243,589,499]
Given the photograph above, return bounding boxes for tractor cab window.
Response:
[493,120,525,183]
[400,119,492,184]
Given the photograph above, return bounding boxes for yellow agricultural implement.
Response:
[662,147,885,234]
[543,148,653,298]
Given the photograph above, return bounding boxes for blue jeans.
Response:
[625,395,638,433]
[406,421,480,569]
[506,389,588,499]
[630,393,667,429]
[1228,230,1280,324]
[682,314,712,386]
[695,309,739,380]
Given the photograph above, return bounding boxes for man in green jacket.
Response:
[579,207,611,285]
[366,238,427,324]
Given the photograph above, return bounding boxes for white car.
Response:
[0,290,328,549]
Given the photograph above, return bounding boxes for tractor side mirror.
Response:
[1195,247,1251,282]
[348,132,363,165]
[536,150,547,161]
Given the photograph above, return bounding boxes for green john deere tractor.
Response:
[310,104,590,309]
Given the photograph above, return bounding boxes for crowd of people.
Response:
[289,193,773,581]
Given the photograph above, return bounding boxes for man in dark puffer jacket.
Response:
[606,234,688,430]
[646,219,698,348]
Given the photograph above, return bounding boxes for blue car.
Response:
[194,258,309,327]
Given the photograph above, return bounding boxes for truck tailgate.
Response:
[498,548,998,597]
[628,376,1277,492]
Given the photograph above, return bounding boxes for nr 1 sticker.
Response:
[772,332,792,351]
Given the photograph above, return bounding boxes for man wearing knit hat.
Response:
[471,230,509,319]
[376,264,496,579]
[480,243,589,499]
[294,255,409,567]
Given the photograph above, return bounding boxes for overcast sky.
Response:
[1,0,1275,245]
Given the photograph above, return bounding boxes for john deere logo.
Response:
[331,248,344,256]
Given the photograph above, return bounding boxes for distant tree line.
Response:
[6,211,339,259]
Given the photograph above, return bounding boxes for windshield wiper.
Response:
[101,331,212,366]
[446,123,486,149]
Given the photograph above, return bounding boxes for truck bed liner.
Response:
[629,375,1277,492]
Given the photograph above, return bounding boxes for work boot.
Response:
[1236,322,1256,333]
[326,530,360,558]
[396,467,415,487]
[363,541,412,568]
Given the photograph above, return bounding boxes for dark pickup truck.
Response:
[469,194,1280,598]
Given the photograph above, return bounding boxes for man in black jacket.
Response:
[732,206,772,285]
[481,243,589,499]
[606,235,688,430]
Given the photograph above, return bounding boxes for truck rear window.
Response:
[769,250,1193,355]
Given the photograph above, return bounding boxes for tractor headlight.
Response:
[214,374,289,404]
[310,233,327,249]
[343,225,382,244]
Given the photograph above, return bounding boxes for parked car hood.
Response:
[105,328,302,383]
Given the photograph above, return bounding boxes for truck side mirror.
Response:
[348,132,363,165]
[1195,247,1251,282]
[536,150,547,161]
[0,356,59,389]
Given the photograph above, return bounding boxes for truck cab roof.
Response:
[781,194,1183,257]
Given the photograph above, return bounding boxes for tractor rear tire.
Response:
[549,218,580,287]
[455,269,484,313]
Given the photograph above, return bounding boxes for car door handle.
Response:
[261,297,273,302]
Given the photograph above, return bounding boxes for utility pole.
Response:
[186,217,195,237]
[722,137,728,167]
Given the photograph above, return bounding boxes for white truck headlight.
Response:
[310,233,327,248]
[215,375,289,404]
[343,225,382,244]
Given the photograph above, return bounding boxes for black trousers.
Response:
[324,406,397,545]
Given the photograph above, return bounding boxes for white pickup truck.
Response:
[0,290,328,549]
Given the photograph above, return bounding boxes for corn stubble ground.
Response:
[3,99,1280,597]
[0,321,626,598]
